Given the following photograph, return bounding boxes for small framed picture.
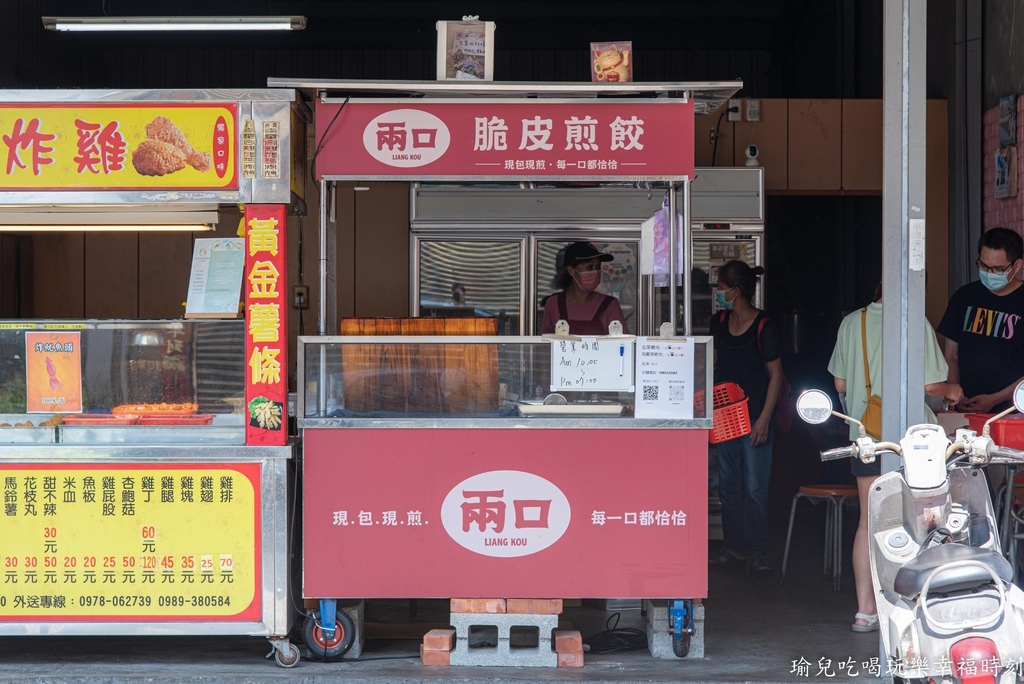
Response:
[437,18,495,81]
[591,42,632,83]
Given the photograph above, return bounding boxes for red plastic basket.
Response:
[699,382,752,445]
[966,413,1024,450]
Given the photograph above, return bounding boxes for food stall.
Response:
[0,90,304,666]
[269,78,740,661]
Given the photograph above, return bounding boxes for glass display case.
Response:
[0,320,246,444]
[297,335,712,428]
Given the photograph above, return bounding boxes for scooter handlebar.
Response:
[992,445,1024,462]
[821,446,856,461]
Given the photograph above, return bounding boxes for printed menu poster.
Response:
[634,337,695,419]
[25,331,83,413]
[185,238,245,318]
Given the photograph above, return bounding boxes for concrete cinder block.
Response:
[552,629,582,653]
[422,628,456,651]
[340,600,365,660]
[506,598,562,614]
[449,612,560,667]
[450,598,506,613]
[420,644,451,666]
[450,639,558,667]
[643,600,704,660]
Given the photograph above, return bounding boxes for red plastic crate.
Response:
[700,382,752,445]
[966,413,1024,450]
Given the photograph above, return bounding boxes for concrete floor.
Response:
[0,508,882,684]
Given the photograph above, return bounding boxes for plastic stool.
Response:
[779,484,859,591]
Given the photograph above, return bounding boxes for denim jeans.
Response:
[716,425,773,557]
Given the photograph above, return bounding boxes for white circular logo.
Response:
[362,109,450,168]
[440,470,571,558]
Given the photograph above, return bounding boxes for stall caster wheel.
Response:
[269,639,300,668]
[303,610,355,659]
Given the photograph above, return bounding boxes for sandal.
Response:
[852,612,879,633]
[709,548,746,566]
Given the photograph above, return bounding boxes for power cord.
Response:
[582,612,648,653]
[710,105,740,167]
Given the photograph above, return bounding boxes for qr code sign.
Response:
[642,385,658,401]
[669,385,686,402]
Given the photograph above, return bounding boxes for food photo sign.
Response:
[0,103,237,190]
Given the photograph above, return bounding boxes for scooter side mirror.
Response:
[1014,380,1024,414]
[796,389,834,425]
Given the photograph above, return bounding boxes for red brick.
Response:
[422,628,456,651]
[450,598,505,613]
[558,651,585,667]
[506,598,562,614]
[552,629,583,653]
[420,644,451,666]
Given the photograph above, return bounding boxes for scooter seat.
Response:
[893,544,1012,600]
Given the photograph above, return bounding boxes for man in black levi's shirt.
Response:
[937,227,1024,413]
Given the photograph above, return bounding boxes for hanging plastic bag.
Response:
[640,203,684,287]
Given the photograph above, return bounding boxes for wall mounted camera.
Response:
[744,144,760,167]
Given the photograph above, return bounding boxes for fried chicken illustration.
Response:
[131,139,188,176]
[145,116,212,172]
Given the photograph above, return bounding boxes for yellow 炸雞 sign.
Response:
[0,104,237,190]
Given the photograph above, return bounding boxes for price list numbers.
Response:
[0,464,258,619]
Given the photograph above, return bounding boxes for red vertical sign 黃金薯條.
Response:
[244,204,287,445]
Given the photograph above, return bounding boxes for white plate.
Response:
[516,403,624,417]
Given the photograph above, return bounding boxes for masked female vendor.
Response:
[540,242,629,336]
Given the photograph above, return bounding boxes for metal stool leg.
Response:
[823,499,834,578]
[833,497,845,592]
[779,493,803,585]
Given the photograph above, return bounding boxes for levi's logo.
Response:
[961,306,1019,339]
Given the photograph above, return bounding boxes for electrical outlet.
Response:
[293,285,309,309]
[746,99,761,122]
[727,98,742,122]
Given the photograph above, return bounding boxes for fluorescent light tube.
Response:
[43,16,306,32]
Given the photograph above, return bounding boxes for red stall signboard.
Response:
[0,104,238,190]
[244,204,287,446]
[314,99,695,181]
[302,428,708,599]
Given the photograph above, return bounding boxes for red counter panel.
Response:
[302,428,708,599]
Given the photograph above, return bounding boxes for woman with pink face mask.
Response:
[540,241,629,335]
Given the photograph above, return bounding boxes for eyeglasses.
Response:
[976,259,1017,275]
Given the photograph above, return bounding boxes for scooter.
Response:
[796,383,1024,684]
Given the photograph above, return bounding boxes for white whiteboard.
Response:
[550,338,635,392]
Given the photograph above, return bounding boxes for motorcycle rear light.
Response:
[950,636,999,683]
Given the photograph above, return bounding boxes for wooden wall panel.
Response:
[31,232,85,318]
[84,233,138,319]
[354,182,410,317]
[926,100,949,329]
[788,99,842,191]
[733,99,788,190]
[841,100,883,193]
[139,233,193,318]
[694,118,733,168]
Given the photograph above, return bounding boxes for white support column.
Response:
[881,0,927,469]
